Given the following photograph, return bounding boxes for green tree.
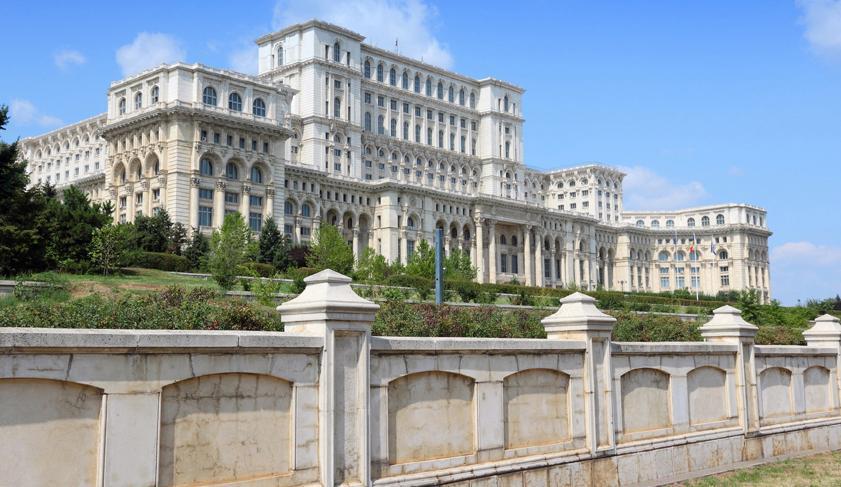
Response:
[405,240,435,279]
[306,224,353,275]
[134,209,174,252]
[258,217,282,264]
[90,224,133,275]
[209,213,250,289]
[42,185,112,270]
[183,228,210,271]
[355,248,395,282]
[168,222,188,255]
[0,105,53,275]
[444,248,475,280]
[737,289,760,323]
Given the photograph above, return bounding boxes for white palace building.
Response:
[19,20,772,301]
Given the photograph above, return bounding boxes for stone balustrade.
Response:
[1,269,840,486]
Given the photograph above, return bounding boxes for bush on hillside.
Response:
[130,251,191,272]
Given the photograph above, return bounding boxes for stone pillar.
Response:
[126,183,136,222]
[475,218,485,283]
[804,314,841,413]
[700,305,760,433]
[266,187,275,219]
[240,184,252,219]
[142,180,152,216]
[214,180,226,228]
[278,270,379,487]
[524,226,533,286]
[352,229,360,260]
[157,175,167,213]
[444,236,452,257]
[400,230,408,265]
[295,216,302,244]
[542,292,617,454]
[550,250,557,286]
[189,178,199,229]
[535,232,544,288]
[488,221,497,284]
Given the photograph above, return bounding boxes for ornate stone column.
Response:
[535,231,544,288]
[474,218,485,283]
[352,229,360,260]
[266,187,275,219]
[240,184,251,219]
[542,292,617,454]
[488,220,497,284]
[214,180,226,228]
[524,225,533,286]
[550,249,557,286]
[189,178,199,229]
[126,183,136,222]
[157,175,167,213]
[278,270,379,487]
[700,306,760,434]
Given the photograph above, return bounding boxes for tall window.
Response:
[687,217,695,227]
[333,42,341,62]
[376,63,384,82]
[425,78,432,96]
[277,45,283,66]
[251,167,263,183]
[402,72,409,90]
[505,141,510,159]
[334,97,341,118]
[459,89,465,105]
[403,122,409,140]
[719,250,729,260]
[448,86,454,102]
[118,97,126,115]
[199,158,213,176]
[414,75,421,93]
[389,67,396,86]
[134,92,142,109]
[469,92,476,109]
[302,203,311,217]
[228,92,242,112]
[225,162,238,180]
[701,216,710,227]
[503,95,509,112]
[253,98,266,117]
[377,115,384,135]
[390,118,397,137]
[151,86,159,103]
[198,206,212,227]
[364,112,372,132]
[437,82,443,99]
[415,124,421,142]
[716,214,725,225]
[284,201,294,215]
[364,60,371,78]
[202,86,217,106]
[250,212,263,232]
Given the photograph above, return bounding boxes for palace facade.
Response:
[19,20,772,301]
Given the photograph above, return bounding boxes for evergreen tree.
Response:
[134,209,173,252]
[183,228,210,271]
[168,222,188,255]
[0,105,49,275]
[42,185,112,269]
[209,213,250,289]
[444,248,476,280]
[306,224,353,275]
[405,240,435,279]
[257,217,282,264]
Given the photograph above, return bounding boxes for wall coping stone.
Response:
[754,344,837,356]
[370,336,586,352]
[611,342,739,354]
[0,327,324,352]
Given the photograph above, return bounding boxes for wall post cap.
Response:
[541,292,616,335]
[803,314,841,345]
[277,269,379,325]
[699,305,758,341]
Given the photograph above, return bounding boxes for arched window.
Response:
[333,42,341,62]
[225,162,238,179]
[448,86,454,102]
[658,251,670,261]
[407,217,415,228]
[364,112,372,132]
[228,92,242,112]
[666,219,674,228]
[377,115,384,135]
[469,92,476,109]
[415,124,421,142]
[154,160,160,175]
[202,86,217,106]
[511,235,518,247]
[402,121,409,140]
[505,141,510,159]
[676,251,685,262]
[364,60,371,78]
[719,250,729,260]
[459,89,465,106]
[334,97,341,118]
[437,82,444,99]
[716,214,725,225]
[284,201,293,215]
[500,235,507,245]
[413,75,421,93]
[134,92,142,109]
[402,71,409,89]
[389,67,396,86]
[199,158,213,176]
[701,216,710,227]
[503,95,509,112]
[425,78,432,96]
[151,85,159,103]
[251,167,263,183]
[253,98,266,117]
[651,219,660,229]
[690,250,700,261]
[118,97,126,115]
[376,63,384,82]
[302,203,311,217]
[687,217,696,227]
[390,118,397,137]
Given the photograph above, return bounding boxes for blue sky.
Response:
[3,0,841,305]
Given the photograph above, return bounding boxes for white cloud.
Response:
[796,0,841,58]
[9,99,62,128]
[116,33,185,77]
[771,241,841,304]
[53,49,86,69]
[229,43,259,75]
[618,165,707,211]
[273,0,453,68]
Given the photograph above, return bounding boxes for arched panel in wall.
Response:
[503,369,569,449]
[759,367,792,419]
[621,368,670,433]
[0,378,103,487]
[387,371,474,464]
[804,366,832,413]
[687,366,728,425]
[158,373,293,487]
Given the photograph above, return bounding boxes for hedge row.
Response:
[129,252,191,272]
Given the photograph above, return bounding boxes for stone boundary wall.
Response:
[1,269,840,486]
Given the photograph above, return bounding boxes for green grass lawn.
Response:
[680,451,841,486]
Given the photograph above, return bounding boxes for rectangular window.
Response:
[239,137,245,149]
[301,226,310,237]
[226,135,233,146]
[364,92,372,104]
[390,99,397,110]
[377,96,385,107]
[284,224,293,235]
[199,188,213,200]
[249,212,262,232]
[251,140,258,151]
[249,195,263,207]
[198,206,213,227]
[225,192,239,204]
[152,188,160,201]
[511,255,519,274]
[500,254,508,273]
[263,142,269,153]
[213,132,220,144]
[403,102,410,113]
[415,106,421,117]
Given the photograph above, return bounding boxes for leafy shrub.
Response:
[241,261,276,278]
[381,287,410,301]
[447,280,481,303]
[611,311,702,342]
[372,302,546,338]
[130,251,191,272]
[251,277,283,306]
